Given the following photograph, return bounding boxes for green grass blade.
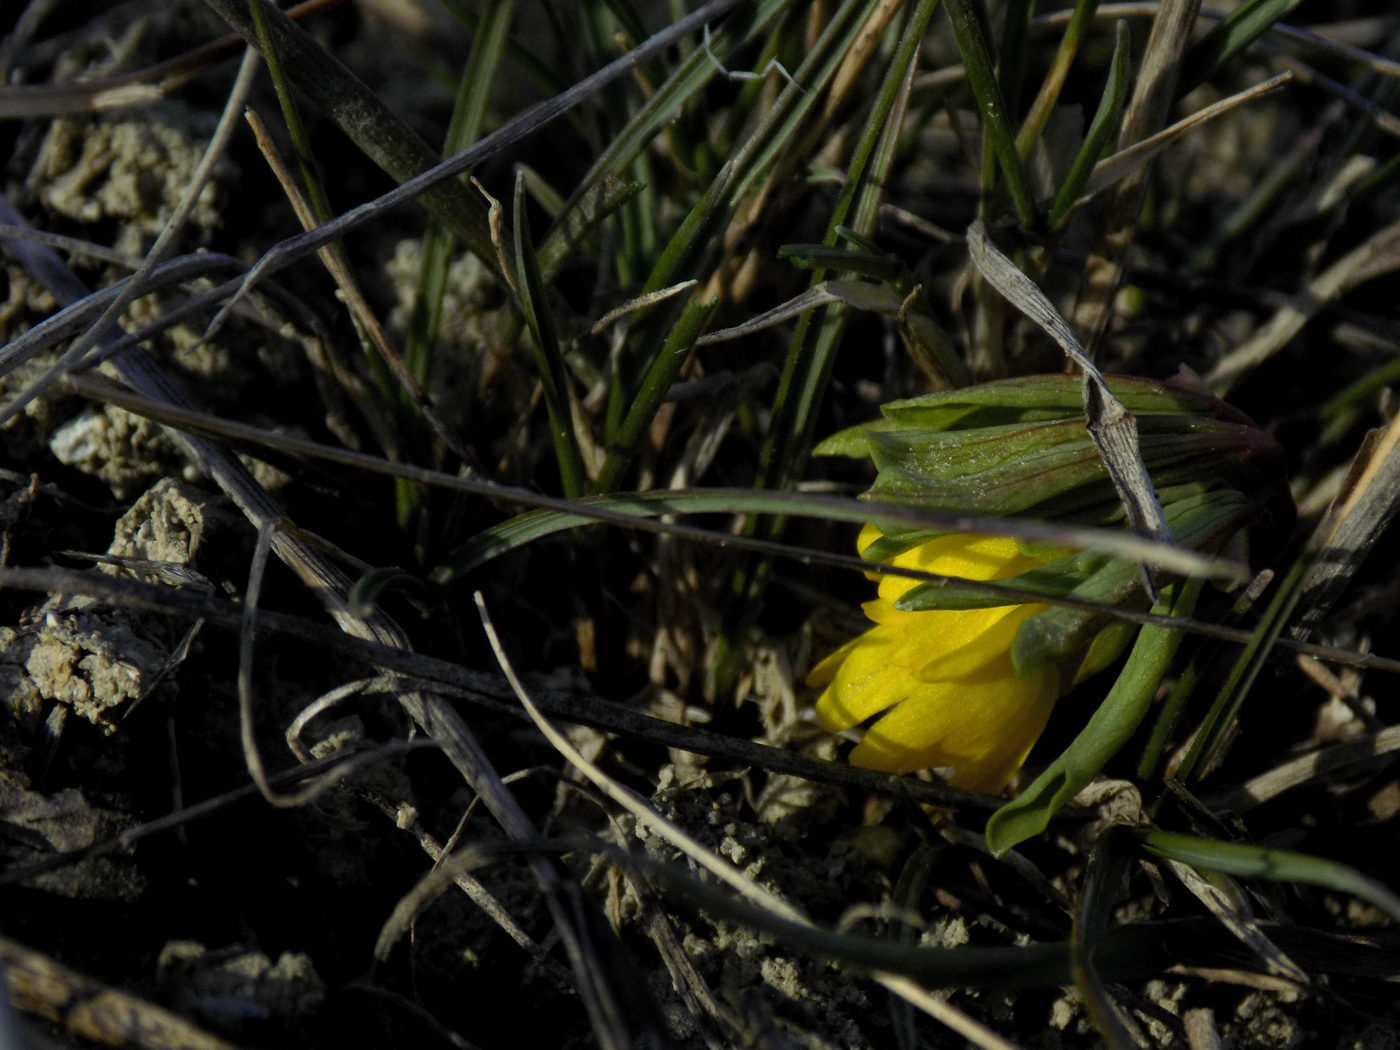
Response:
[544,0,792,273]
[536,172,644,280]
[603,161,735,444]
[1173,553,1308,785]
[206,0,497,269]
[1073,832,1139,1050]
[595,295,719,491]
[755,0,940,504]
[1134,829,1400,923]
[1180,0,1306,91]
[432,491,1243,596]
[941,0,1038,227]
[404,0,516,390]
[1016,0,1102,159]
[602,0,880,451]
[715,0,886,204]
[245,0,333,231]
[512,175,587,498]
[1047,19,1131,229]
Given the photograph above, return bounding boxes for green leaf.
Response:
[876,373,1236,432]
[1180,0,1306,91]
[1133,829,1400,923]
[1009,490,1252,673]
[985,580,1201,856]
[512,174,586,498]
[595,295,719,491]
[940,0,1039,226]
[1048,19,1130,229]
[777,244,907,281]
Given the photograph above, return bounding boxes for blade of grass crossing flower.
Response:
[986,578,1202,856]
[512,174,587,498]
[435,490,903,583]
[434,490,1245,586]
[1179,0,1305,92]
[1047,20,1130,229]
[1133,829,1400,923]
[941,0,1038,227]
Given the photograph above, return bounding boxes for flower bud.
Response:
[810,372,1288,791]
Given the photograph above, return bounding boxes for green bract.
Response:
[819,373,1286,552]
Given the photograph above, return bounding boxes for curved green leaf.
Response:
[985,579,1201,856]
[1048,19,1130,229]
[1134,828,1400,923]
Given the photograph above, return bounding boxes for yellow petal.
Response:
[857,599,1045,682]
[815,529,1072,792]
[876,533,1046,605]
[847,668,1060,792]
[813,626,910,731]
[912,603,1046,682]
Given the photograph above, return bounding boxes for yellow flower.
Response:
[809,526,1062,793]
